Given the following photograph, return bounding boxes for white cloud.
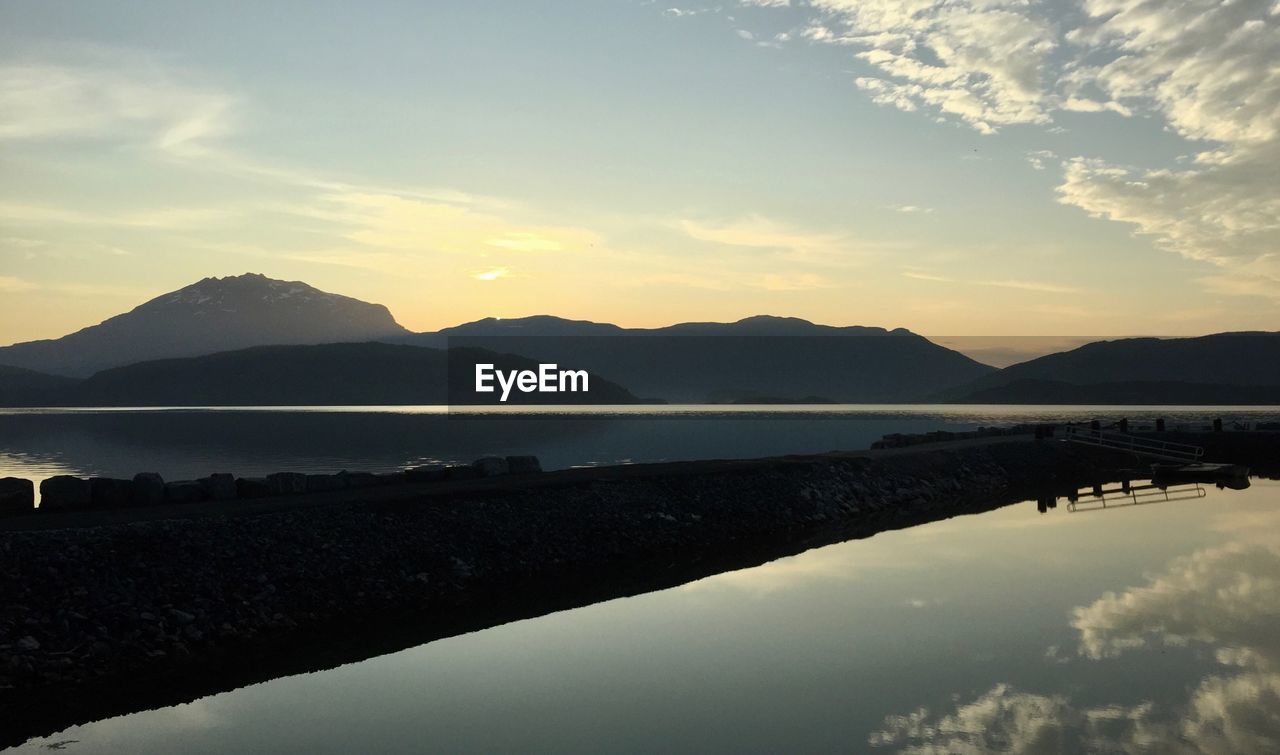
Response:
[1071,542,1280,667]
[678,214,868,266]
[809,0,1059,133]
[1055,142,1280,275]
[0,53,234,154]
[472,267,511,281]
[740,0,1279,298]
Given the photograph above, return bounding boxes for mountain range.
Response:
[1,273,1277,406]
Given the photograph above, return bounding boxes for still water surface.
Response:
[9,477,1279,753]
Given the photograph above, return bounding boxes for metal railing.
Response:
[1062,426,1204,462]
[1067,482,1206,512]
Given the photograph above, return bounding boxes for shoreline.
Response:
[3,434,1277,746]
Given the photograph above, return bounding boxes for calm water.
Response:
[8,477,1279,753]
[3,405,1279,503]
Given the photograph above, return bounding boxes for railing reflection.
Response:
[1035,479,1214,514]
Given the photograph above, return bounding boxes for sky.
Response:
[1,0,1278,345]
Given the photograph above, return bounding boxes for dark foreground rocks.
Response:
[0,437,1235,746]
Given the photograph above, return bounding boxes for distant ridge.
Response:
[943,332,1280,403]
[60,342,641,406]
[0,274,409,377]
[399,315,993,402]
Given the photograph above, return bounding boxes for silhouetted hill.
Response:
[0,365,81,407]
[60,343,640,406]
[399,315,994,402]
[943,333,1280,403]
[0,274,409,377]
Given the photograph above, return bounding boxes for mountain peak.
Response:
[0,274,409,377]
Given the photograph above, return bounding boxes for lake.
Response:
[7,473,1279,753]
[3,405,1279,504]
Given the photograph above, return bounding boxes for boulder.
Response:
[164,480,206,504]
[236,477,272,499]
[0,477,34,517]
[505,455,542,474]
[131,473,165,506]
[405,465,449,482]
[266,472,307,495]
[472,456,509,477]
[89,478,134,508]
[199,473,237,501]
[39,475,92,510]
[305,474,347,493]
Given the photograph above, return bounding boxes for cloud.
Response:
[0,202,237,230]
[1026,149,1056,171]
[807,0,1059,133]
[980,279,1079,295]
[901,271,950,282]
[889,204,934,214]
[472,267,511,281]
[0,52,234,154]
[0,276,38,293]
[306,192,601,256]
[738,0,1278,298]
[678,215,868,265]
[1055,143,1280,280]
[1071,542,1280,668]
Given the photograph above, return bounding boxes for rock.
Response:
[199,473,237,501]
[338,471,379,489]
[404,465,449,482]
[266,472,307,496]
[89,478,134,508]
[167,608,196,624]
[131,473,165,506]
[235,477,272,498]
[0,477,34,517]
[305,474,347,493]
[17,636,40,651]
[164,481,206,504]
[445,464,480,481]
[472,456,509,477]
[374,472,406,486]
[505,455,542,474]
[39,475,92,510]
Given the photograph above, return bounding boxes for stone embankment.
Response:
[4,434,1276,746]
[0,456,542,515]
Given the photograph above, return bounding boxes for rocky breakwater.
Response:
[2,456,543,516]
[0,439,1132,745]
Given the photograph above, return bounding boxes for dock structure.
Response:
[1065,481,1206,513]
[1062,426,1205,462]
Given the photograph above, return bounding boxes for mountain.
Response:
[63,343,641,406]
[0,274,409,377]
[399,315,995,402]
[944,332,1280,403]
[0,365,81,407]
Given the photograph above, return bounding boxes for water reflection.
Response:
[7,476,1279,753]
[873,489,1280,754]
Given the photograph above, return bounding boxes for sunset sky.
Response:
[2,0,1277,345]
